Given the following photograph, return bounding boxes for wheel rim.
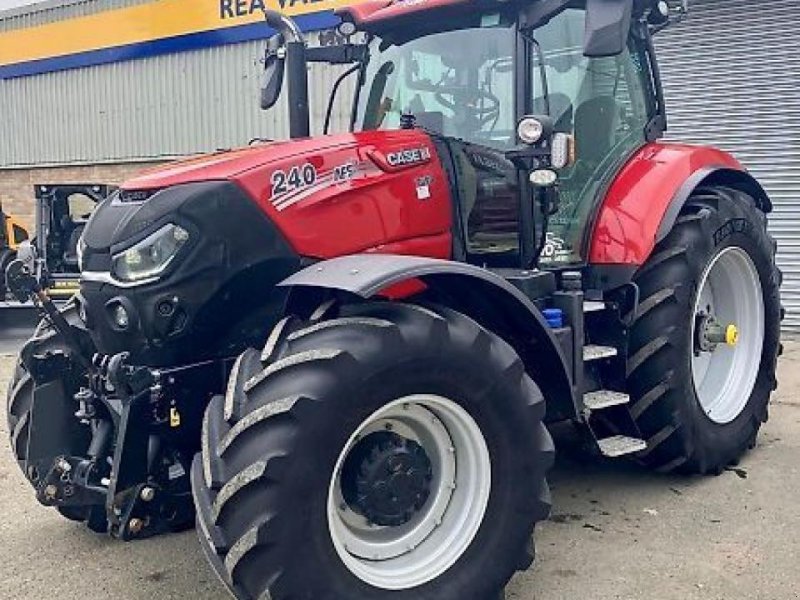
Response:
[327,394,491,590]
[691,246,764,424]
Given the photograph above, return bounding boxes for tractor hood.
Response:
[87,129,453,267]
[78,129,453,361]
[123,135,356,191]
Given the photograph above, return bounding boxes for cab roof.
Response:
[336,0,524,32]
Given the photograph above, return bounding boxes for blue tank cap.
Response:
[542,308,564,329]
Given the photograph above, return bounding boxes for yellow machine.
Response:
[1,208,28,251]
[0,204,29,294]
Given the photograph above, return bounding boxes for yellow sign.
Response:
[0,0,367,79]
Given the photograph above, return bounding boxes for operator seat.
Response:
[573,96,619,163]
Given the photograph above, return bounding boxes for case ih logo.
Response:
[386,147,432,167]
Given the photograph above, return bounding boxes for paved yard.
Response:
[2,344,799,599]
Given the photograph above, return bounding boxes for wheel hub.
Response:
[694,313,739,354]
[327,395,491,590]
[341,431,433,527]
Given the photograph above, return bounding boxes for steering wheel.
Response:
[434,88,501,128]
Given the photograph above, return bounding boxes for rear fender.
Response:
[589,142,771,266]
[279,254,576,418]
[655,167,772,243]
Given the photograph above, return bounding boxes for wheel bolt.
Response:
[43,484,58,501]
[140,487,156,502]
[128,518,144,535]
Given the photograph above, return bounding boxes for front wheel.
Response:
[6,306,106,529]
[627,185,782,474]
[193,302,553,600]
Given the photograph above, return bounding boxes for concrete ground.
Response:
[2,344,799,600]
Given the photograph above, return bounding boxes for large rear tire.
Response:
[626,186,781,474]
[193,301,553,600]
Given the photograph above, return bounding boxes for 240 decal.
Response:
[271,164,318,198]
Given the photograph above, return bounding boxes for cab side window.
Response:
[533,8,651,265]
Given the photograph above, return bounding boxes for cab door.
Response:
[530,8,654,267]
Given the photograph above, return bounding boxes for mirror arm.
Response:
[306,44,368,65]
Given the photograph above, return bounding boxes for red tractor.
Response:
[5,0,782,598]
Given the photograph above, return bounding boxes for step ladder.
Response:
[582,390,647,457]
[579,300,646,458]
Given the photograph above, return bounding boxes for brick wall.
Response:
[0,161,167,233]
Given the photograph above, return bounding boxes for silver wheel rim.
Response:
[327,394,491,590]
[691,246,764,424]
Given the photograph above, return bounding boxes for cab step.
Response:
[583,345,618,362]
[597,435,647,458]
[584,390,630,411]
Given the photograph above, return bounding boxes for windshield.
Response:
[351,9,651,269]
[355,15,517,150]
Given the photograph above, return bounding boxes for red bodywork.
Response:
[125,132,749,272]
[124,129,452,261]
[588,142,744,265]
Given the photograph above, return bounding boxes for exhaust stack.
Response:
[263,10,310,139]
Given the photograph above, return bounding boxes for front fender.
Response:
[589,142,769,265]
[279,254,576,418]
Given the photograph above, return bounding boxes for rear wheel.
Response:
[193,302,553,600]
[626,186,781,474]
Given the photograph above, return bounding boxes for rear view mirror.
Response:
[261,35,286,110]
[583,0,633,57]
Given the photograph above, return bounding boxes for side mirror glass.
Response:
[261,35,286,110]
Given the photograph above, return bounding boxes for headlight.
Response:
[517,117,544,144]
[77,236,87,272]
[112,223,189,283]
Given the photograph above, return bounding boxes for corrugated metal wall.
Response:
[657,0,800,332]
[0,31,354,166]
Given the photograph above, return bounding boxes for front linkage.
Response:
[6,248,198,540]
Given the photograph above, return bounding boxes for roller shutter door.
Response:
[656,0,800,332]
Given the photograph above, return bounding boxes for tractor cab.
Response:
[265,0,686,270]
